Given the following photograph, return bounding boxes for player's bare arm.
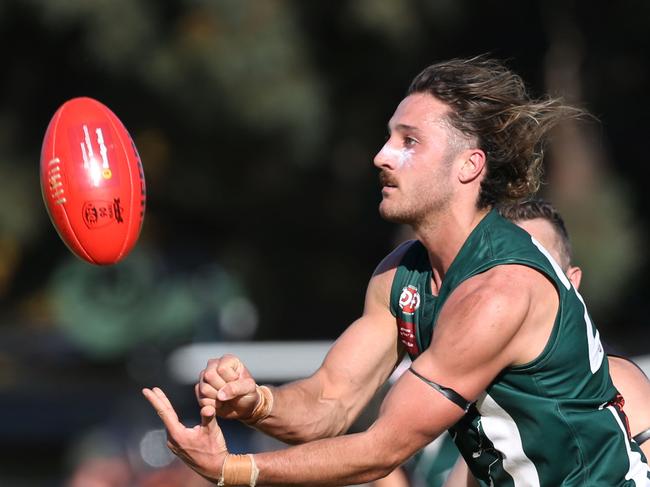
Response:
[143,263,559,485]
[443,457,478,487]
[195,242,413,443]
[608,355,650,457]
[408,264,558,406]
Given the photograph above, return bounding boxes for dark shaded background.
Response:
[0,1,649,485]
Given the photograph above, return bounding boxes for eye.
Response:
[404,136,418,148]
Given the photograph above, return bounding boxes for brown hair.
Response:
[498,199,572,267]
[407,56,584,208]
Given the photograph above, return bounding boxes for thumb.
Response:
[200,405,228,453]
[200,404,217,431]
[217,377,257,401]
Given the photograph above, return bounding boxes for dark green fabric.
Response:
[390,209,649,486]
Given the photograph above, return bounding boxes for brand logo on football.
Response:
[82,198,125,229]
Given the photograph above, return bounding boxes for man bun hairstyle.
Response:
[408,56,585,208]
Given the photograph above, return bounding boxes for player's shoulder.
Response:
[365,240,419,307]
[456,262,552,300]
[442,263,556,332]
[373,239,420,278]
[436,264,557,367]
[444,266,531,321]
[608,355,650,384]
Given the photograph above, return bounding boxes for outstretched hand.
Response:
[142,387,228,483]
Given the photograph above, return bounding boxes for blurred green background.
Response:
[1,0,649,485]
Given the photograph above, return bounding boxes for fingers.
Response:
[201,355,241,389]
[142,387,182,436]
[143,385,228,481]
[196,382,218,408]
[217,354,243,382]
[200,363,227,398]
[199,355,255,404]
[197,380,221,403]
[217,377,257,401]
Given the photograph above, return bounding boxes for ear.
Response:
[458,149,486,184]
[566,265,582,290]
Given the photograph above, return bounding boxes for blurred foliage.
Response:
[29,0,327,154]
[0,0,647,343]
[0,0,648,352]
[48,248,249,358]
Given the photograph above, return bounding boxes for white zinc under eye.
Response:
[378,145,415,169]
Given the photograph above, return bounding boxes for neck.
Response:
[413,206,491,292]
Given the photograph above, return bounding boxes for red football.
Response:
[40,97,146,265]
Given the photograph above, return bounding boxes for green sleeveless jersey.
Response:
[390,209,650,486]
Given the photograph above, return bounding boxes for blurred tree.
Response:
[0,0,646,347]
[48,247,253,359]
[540,1,645,329]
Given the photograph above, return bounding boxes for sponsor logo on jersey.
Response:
[399,285,420,315]
[397,317,420,356]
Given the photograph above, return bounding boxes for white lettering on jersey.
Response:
[530,236,604,374]
[573,291,605,373]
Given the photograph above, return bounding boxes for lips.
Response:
[379,172,398,189]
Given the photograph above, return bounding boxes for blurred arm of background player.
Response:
[607,356,650,459]
[195,244,409,444]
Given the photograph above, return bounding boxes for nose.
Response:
[373,142,395,170]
